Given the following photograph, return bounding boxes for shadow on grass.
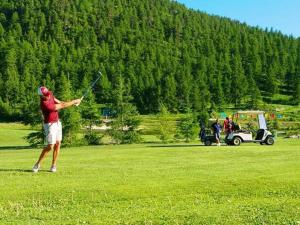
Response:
[149,144,204,148]
[0,168,51,173]
[0,168,33,173]
[0,146,34,151]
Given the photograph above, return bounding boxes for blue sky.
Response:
[175,0,300,37]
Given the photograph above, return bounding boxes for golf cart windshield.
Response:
[258,114,267,129]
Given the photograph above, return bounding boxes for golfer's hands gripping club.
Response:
[74,98,82,107]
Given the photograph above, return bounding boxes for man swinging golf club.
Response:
[32,86,82,173]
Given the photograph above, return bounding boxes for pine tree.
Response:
[220,53,232,103]
[176,67,192,112]
[108,75,141,144]
[156,103,174,143]
[231,56,248,107]
[247,76,262,109]
[294,77,300,105]
[56,73,81,146]
[293,39,300,105]
[4,48,20,106]
[210,71,224,110]
[191,70,210,113]
[176,110,198,143]
[80,75,102,145]
[96,68,111,103]
[162,73,177,112]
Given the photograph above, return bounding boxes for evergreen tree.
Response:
[4,49,20,105]
[231,56,248,107]
[96,69,111,103]
[0,0,298,120]
[294,77,300,105]
[56,73,81,146]
[162,73,177,112]
[220,53,233,103]
[80,75,102,145]
[176,110,198,142]
[156,103,174,143]
[108,75,141,144]
[246,76,262,109]
[210,71,224,110]
[293,39,300,105]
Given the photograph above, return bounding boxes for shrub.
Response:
[25,129,44,147]
[156,104,174,143]
[84,131,103,145]
[108,105,141,144]
[176,111,198,142]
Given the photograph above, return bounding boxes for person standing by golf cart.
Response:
[223,117,234,137]
[212,119,222,146]
[32,86,81,173]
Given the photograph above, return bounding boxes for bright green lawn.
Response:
[0,123,35,146]
[0,124,299,224]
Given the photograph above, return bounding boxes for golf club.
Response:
[75,71,102,106]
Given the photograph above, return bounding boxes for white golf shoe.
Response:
[32,164,40,173]
[50,166,57,173]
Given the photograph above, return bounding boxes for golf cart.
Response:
[199,122,221,146]
[199,126,216,146]
[225,111,275,146]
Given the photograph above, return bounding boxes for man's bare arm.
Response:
[54,99,81,110]
[54,98,62,104]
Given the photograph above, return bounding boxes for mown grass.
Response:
[0,123,299,224]
[0,123,36,146]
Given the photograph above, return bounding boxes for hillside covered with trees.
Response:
[0,0,299,121]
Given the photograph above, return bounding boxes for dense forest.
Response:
[0,0,299,121]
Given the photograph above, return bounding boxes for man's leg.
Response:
[52,141,61,167]
[216,133,221,146]
[214,133,218,144]
[35,122,54,166]
[50,121,62,172]
[34,144,54,167]
[37,144,53,165]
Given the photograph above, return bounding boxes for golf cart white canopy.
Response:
[234,111,267,130]
[236,110,264,114]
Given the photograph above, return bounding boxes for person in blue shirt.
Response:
[212,119,222,146]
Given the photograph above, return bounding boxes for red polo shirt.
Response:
[40,92,59,123]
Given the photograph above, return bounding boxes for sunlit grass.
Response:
[0,124,299,224]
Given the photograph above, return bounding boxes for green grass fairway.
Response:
[0,126,300,224]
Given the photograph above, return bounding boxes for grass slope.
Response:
[0,124,299,224]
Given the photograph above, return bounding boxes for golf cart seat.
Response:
[255,129,265,140]
[233,124,241,131]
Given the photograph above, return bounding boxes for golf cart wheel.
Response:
[233,137,242,146]
[265,136,275,145]
[204,140,212,146]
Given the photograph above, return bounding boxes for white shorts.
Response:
[43,121,62,145]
